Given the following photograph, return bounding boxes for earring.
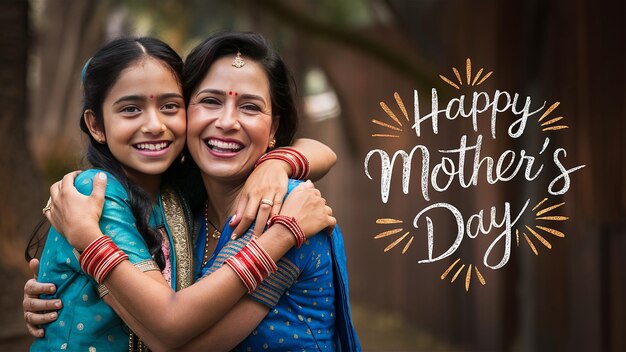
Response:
[268,138,276,149]
[179,153,186,164]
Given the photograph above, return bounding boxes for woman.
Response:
[27,36,337,351]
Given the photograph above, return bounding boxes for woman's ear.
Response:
[84,110,106,144]
[269,117,279,146]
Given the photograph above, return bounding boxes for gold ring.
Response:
[42,197,52,214]
[260,198,274,207]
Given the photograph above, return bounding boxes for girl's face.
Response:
[92,58,186,185]
[186,56,277,184]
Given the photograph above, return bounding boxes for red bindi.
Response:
[229,91,233,95]
[235,92,238,96]
[149,95,154,100]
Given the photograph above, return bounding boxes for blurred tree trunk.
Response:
[0,0,111,348]
[0,0,44,345]
[30,0,111,178]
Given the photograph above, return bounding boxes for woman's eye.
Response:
[241,103,261,112]
[200,97,221,105]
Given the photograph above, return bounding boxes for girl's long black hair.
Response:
[26,37,187,270]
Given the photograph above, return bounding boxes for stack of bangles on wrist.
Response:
[79,236,128,284]
[268,215,306,248]
[255,147,310,180]
[225,238,278,293]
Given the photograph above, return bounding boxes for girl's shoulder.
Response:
[75,169,126,197]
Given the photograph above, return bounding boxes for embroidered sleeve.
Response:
[249,257,299,308]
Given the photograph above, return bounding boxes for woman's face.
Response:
[96,58,186,185]
[186,56,277,184]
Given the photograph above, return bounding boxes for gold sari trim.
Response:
[161,188,194,290]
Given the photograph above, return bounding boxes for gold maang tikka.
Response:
[232,51,245,68]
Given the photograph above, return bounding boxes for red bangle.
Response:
[225,238,277,293]
[79,236,128,284]
[255,147,310,180]
[268,215,306,248]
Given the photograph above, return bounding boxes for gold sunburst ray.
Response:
[525,225,552,249]
[440,258,461,280]
[472,68,484,86]
[376,218,403,224]
[475,71,493,86]
[542,125,569,131]
[384,232,410,252]
[374,228,403,239]
[538,102,560,122]
[402,236,414,254]
[371,133,400,138]
[536,202,565,216]
[371,119,402,132]
[515,228,520,246]
[540,116,564,126]
[465,264,473,291]
[532,197,549,212]
[452,67,463,85]
[536,225,565,238]
[523,233,539,255]
[536,215,569,221]
[475,267,486,285]
[439,74,460,90]
[451,264,466,283]
[394,92,409,122]
[380,101,403,128]
[466,58,472,85]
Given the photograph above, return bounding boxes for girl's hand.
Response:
[45,171,108,251]
[230,160,290,238]
[23,259,62,338]
[277,181,336,238]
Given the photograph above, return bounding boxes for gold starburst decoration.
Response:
[538,101,569,132]
[373,218,415,254]
[371,92,409,138]
[515,198,567,255]
[440,259,486,292]
[439,58,493,90]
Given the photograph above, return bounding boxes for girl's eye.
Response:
[121,106,141,114]
[162,103,180,111]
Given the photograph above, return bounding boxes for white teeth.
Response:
[207,139,243,152]
[135,142,169,151]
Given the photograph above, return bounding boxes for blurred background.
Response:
[0,0,624,350]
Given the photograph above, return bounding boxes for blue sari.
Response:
[198,179,361,351]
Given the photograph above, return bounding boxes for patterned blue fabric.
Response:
[30,169,169,351]
[201,179,361,351]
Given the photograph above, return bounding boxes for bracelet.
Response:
[225,238,277,293]
[255,147,310,180]
[79,236,128,284]
[268,215,306,248]
[281,147,310,180]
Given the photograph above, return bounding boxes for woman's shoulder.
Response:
[75,169,126,197]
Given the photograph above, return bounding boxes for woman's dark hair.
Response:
[183,32,299,147]
[26,37,184,269]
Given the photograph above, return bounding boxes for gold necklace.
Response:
[202,202,221,268]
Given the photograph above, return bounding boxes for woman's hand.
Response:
[277,181,336,238]
[230,160,291,238]
[23,259,62,338]
[45,171,108,251]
